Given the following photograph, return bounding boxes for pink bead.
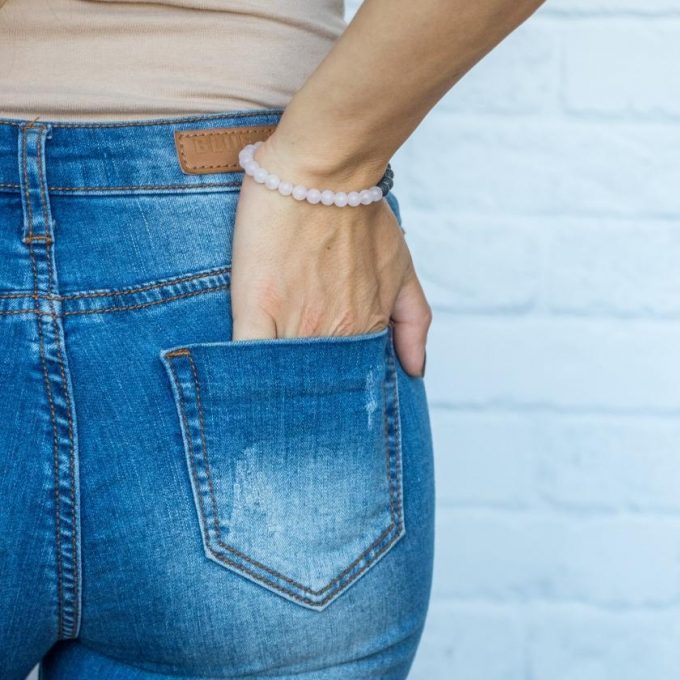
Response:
[306,188,322,204]
[238,142,390,209]
[292,184,308,201]
[243,160,258,176]
[347,191,361,207]
[254,167,268,183]
[265,173,280,190]
[278,181,293,196]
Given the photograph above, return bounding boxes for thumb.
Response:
[390,269,432,378]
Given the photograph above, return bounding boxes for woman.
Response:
[0,0,544,677]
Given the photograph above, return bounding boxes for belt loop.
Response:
[17,120,54,245]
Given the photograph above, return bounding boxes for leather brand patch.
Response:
[174,124,277,175]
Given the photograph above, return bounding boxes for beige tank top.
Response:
[0,0,346,121]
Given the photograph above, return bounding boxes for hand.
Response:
[229,138,431,378]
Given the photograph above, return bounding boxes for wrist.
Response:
[258,125,390,194]
[241,140,390,207]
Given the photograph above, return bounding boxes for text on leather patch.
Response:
[174,125,277,175]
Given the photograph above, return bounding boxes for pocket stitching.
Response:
[164,335,405,607]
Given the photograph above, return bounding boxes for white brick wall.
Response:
[347,1,680,678]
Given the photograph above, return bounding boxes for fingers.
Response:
[230,292,278,341]
[390,268,432,378]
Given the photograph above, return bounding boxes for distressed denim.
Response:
[0,108,435,679]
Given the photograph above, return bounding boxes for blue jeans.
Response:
[0,108,435,679]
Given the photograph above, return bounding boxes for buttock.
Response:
[0,109,435,679]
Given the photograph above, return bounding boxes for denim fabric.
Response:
[0,108,435,679]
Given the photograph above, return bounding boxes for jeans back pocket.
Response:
[160,325,405,610]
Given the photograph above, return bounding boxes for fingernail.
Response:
[420,349,427,378]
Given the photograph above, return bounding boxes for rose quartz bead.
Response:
[292,184,308,201]
[370,186,383,202]
[334,192,348,207]
[265,173,280,190]
[243,160,258,176]
[359,189,373,205]
[320,190,335,206]
[347,191,361,207]
[254,167,268,183]
[306,188,322,204]
[278,181,293,196]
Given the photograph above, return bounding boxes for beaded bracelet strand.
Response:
[238,141,394,207]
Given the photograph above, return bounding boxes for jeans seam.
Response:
[20,122,35,240]
[0,265,230,301]
[36,126,81,638]
[47,181,243,193]
[62,283,230,316]
[0,282,229,316]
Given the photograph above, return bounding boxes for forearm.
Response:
[268,0,546,186]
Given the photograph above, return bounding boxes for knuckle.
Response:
[298,307,326,336]
[332,310,363,335]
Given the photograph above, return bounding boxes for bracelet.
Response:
[238,141,393,207]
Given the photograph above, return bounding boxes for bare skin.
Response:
[231,0,546,377]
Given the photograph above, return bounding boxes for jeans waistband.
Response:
[0,107,285,195]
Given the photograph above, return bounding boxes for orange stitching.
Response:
[61,266,230,301]
[0,280,227,314]
[27,243,65,638]
[178,127,276,139]
[390,344,405,522]
[164,349,191,358]
[382,362,397,525]
[206,525,400,608]
[24,235,53,243]
[0,267,230,301]
[47,181,242,192]
[20,125,34,240]
[62,283,229,316]
[187,354,222,539]
[36,132,80,637]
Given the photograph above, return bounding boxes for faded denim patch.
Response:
[160,325,405,610]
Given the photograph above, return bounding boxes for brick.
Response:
[543,0,680,15]
[425,315,680,412]
[534,415,680,512]
[544,219,680,316]
[528,605,680,680]
[432,411,680,513]
[564,22,680,117]
[434,509,680,606]
[430,410,537,508]
[403,213,542,312]
[393,117,680,218]
[439,21,559,115]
